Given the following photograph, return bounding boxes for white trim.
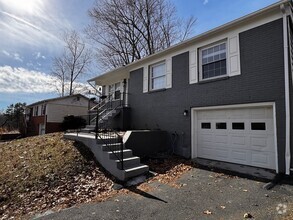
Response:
[281,4,291,175]
[272,102,279,173]
[189,49,198,84]
[143,67,149,93]
[149,61,167,91]
[166,58,172,88]
[198,40,228,81]
[191,102,279,172]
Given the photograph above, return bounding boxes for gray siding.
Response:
[128,19,286,172]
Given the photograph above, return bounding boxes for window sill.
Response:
[148,88,167,93]
[198,75,229,84]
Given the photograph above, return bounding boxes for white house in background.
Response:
[25,94,95,136]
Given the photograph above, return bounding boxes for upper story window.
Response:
[34,106,38,116]
[150,62,166,91]
[41,104,46,115]
[199,41,227,80]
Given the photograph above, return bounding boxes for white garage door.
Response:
[196,106,276,170]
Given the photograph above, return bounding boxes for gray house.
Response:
[68,0,293,180]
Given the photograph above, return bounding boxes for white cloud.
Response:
[1,50,23,62]
[203,0,209,5]
[13,53,23,62]
[0,66,55,93]
[34,52,46,60]
[2,50,10,56]
[0,66,92,95]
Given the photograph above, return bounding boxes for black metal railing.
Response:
[93,91,126,170]
[95,113,124,170]
[68,90,127,169]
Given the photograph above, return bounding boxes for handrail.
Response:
[93,90,125,170]
[95,119,124,170]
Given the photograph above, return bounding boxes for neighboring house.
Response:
[25,94,95,136]
[87,1,293,176]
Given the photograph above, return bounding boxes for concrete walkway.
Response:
[37,168,293,220]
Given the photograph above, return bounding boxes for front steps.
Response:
[81,109,120,133]
[64,132,149,181]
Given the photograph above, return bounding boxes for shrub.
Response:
[62,115,87,130]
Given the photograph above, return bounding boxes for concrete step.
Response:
[101,143,124,151]
[116,156,140,169]
[86,125,96,129]
[107,149,133,160]
[80,128,94,133]
[125,165,149,179]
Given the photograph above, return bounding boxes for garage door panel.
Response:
[230,150,247,162]
[251,152,270,167]
[250,137,267,147]
[196,106,276,170]
[231,135,246,145]
[198,134,213,143]
[250,108,266,119]
[214,134,228,144]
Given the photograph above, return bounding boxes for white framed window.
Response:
[199,41,227,80]
[109,82,121,100]
[34,106,38,116]
[149,61,166,91]
[41,104,46,115]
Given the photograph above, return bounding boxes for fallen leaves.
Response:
[243,212,253,218]
[0,132,116,219]
[203,210,212,215]
[145,157,194,187]
[0,135,197,219]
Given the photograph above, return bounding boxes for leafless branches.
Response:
[51,31,92,96]
[86,0,196,70]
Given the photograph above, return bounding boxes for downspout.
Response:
[281,3,291,175]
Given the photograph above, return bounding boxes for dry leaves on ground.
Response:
[0,133,195,219]
[142,157,194,189]
[0,133,116,220]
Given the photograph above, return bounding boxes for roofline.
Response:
[26,94,91,107]
[88,0,291,83]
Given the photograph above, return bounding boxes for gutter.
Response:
[281,3,291,175]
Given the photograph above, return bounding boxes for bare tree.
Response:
[87,0,196,70]
[51,57,68,96]
[51,30,92,96]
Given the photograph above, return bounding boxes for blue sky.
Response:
[0,0,278,111]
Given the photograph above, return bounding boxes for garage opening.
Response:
[192,104,277,170]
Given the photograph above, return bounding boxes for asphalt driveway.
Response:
[37,167,293,220]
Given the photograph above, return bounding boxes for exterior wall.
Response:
[128,19,286,171]
[45,122,63,134]
[27,115,45,136]
[46,97,89,123]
